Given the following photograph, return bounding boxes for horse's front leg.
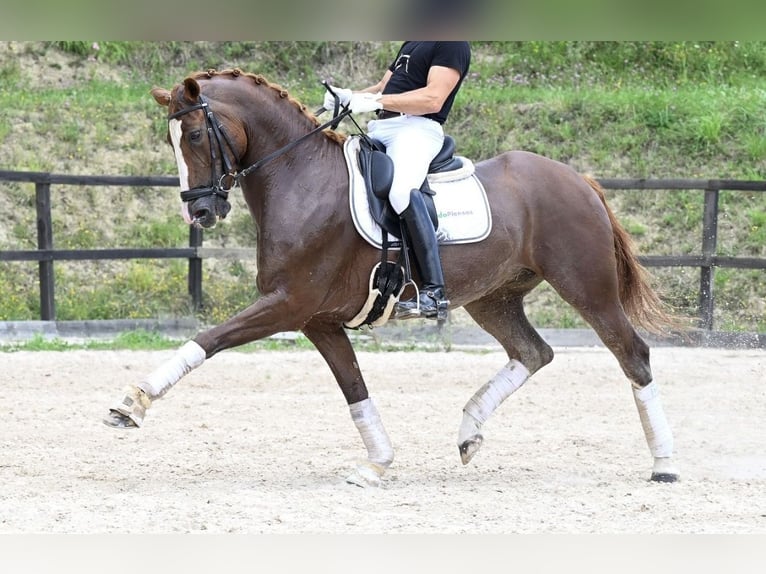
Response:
[103,292,303,428]
[302,321,394,488]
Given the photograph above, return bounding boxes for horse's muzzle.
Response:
[188,196,231,228]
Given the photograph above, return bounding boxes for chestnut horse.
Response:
[104,69,679,486]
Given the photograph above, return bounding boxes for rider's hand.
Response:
[349,92,383,114]
[323,86,352,111]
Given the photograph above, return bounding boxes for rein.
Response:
[169,94,352,203]
[235,107,352,180]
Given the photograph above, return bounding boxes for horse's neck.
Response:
[241,135,347,232]
[243,86,324,156]
[223,80,350,234]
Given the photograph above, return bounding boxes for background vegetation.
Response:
[0,41,764,332]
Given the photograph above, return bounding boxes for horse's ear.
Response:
[183,77,201,102]
[150,87,171,107]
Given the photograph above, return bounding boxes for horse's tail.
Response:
[582,174,675,334]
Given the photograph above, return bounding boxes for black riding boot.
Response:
[394,191,449,320]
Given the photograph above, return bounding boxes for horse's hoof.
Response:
[650,472,679,483]
[103,386,150,428]
[458,434,483,465]
[345,462,385,488]
[102,410,139,429]
[650,457,679,482]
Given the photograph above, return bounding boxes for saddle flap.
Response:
[358,138,394,200]
[345,136,491,250]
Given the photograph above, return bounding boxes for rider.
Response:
[325,41,471,319]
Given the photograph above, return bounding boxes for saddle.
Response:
[357,135,464,240]
[344,134,490,330]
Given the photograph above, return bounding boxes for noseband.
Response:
[168,93,353,204]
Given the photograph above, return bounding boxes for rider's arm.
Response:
[376,65,461,116]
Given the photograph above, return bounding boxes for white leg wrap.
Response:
[349,398,394,468]
[136,340,206,400]
[633,381,674,458]
[459,360,530,442]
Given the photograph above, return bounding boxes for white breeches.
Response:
[367,115,444,214]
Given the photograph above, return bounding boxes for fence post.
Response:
[188,225,203,312]
[35,179,55,320]
[699,185,719,330]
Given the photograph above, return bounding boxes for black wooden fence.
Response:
[598,177,766,330]
[1,170,765,330]
[0,171,204,320]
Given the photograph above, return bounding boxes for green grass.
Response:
[745,209,766,251]
[0,329,473,353]
[53,260,190,320]
[0,329,180,352]
[128,218,189,248]
[0,263,39,320]
[453,83,766,178]
[1,41,766,333]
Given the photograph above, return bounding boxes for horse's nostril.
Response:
[193,208,209,220]
[191,206,217,228]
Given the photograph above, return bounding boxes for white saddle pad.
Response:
[344,136,492,249]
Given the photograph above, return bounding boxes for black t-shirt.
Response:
[383,41,471,124]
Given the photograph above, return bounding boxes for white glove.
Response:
[323,86,352,111]
[349,92,383,114]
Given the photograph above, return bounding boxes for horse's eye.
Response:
[189,130,202,142]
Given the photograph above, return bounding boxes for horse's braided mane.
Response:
[190,68,347,146]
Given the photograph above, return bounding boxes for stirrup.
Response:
[393,283,423,319]
[394,285,450,321]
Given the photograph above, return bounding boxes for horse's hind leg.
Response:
[545,268,678,482]
[585,306,678,482]
[459,288,553,464]
[302,320,393,488]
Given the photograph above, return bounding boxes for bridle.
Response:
[167,93,352,205]
[167,95,239,204]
